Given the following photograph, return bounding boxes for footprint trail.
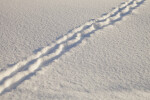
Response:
[0,0,145,95]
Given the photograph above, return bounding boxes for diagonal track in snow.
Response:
[0,0,145,95]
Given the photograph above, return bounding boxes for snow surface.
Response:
[0,0,150,99]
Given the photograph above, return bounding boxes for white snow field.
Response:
[0,0,150,99]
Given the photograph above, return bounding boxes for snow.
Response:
[0,0,150,99]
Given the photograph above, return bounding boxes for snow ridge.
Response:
[0,0,145,95]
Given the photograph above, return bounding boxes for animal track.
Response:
[0,0,145,95]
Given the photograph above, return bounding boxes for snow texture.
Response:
[0,0,150,99]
